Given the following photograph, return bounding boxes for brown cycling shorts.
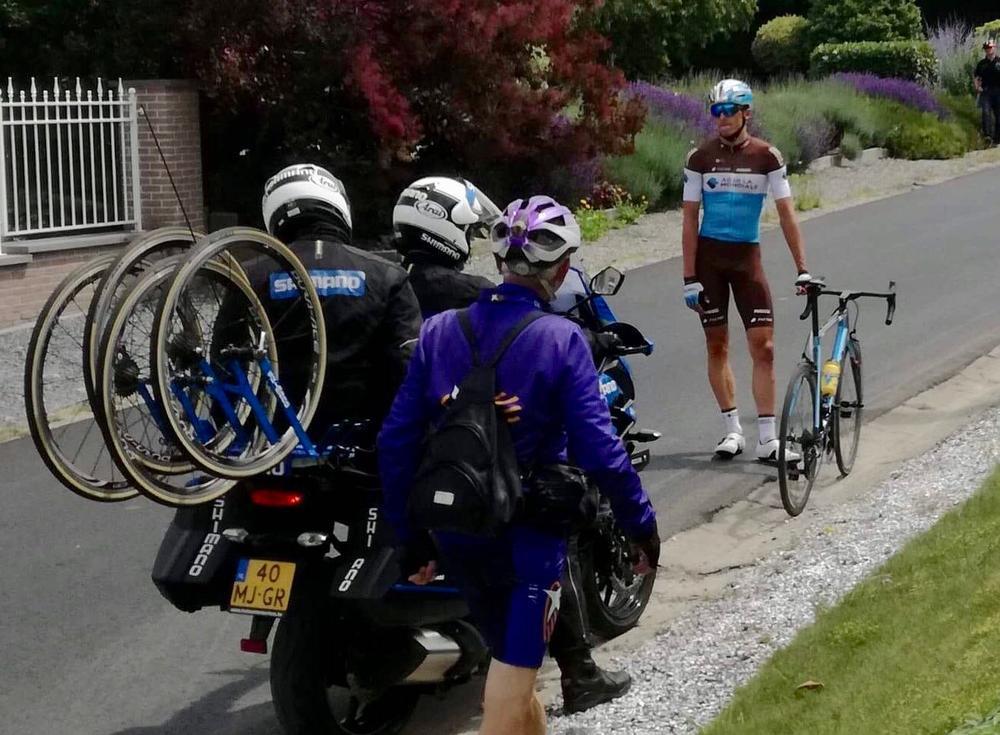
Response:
[695,237,774,330]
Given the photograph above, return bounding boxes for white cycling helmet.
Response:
[709,79,754,108]
[392,176,500,266]
[490,196,581,276]
[262,163,352,243]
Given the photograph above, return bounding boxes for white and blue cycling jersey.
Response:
[682,136,793,244]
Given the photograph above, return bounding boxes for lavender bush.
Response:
[628,82,714,138]
[927,20,978,97]
[832,73,949,118]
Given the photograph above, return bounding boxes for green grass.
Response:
[788,173,821,211]
[702,467,1000,735]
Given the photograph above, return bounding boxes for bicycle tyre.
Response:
[152,227,326,479]
[778,362,823,517]
[83,227,200,422]
[98,255,238,506]
[834,339,864,476]
[25,255,139,502]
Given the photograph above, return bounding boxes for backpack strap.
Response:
[485,311,548,368]
[456,308,482,366]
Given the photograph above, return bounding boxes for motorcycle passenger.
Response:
[258,163,423,434]
[378,195,661,735]
[392,176,497,316]
[392,177,634,713]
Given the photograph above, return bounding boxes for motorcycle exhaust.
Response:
[401,629,463,684]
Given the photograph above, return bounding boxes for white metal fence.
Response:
[0,77,141,247]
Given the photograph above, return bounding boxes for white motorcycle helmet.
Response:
[262,163,352,243]
[392,176,501,266]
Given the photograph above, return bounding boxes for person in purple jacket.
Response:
[378,195,661,735]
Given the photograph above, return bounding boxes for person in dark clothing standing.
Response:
[391,177,636,714]
[975,39,1000,146]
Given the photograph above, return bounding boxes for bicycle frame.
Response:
[799,282,896,435]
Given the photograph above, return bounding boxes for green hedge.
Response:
[810,41,938,84]
[752,15,812,75]
[975,20,1000,43]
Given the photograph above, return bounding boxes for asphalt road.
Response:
[3,169,1000,734]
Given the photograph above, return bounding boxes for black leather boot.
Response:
[559,655,632,714]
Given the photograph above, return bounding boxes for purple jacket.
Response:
[377,283,657,544]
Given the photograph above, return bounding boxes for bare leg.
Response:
[480,658,545,735]
[705,325,736,410]
[747,326,776,416]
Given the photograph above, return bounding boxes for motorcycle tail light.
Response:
[249,488,305,507]
[240,638,268,654]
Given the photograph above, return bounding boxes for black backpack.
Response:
[407,308,547,537]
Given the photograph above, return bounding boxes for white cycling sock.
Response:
[758,415,776,445]
[722,407,742,436]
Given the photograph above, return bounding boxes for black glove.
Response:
[587,330,623,362]
[630,527,661,572]
[399,530,438,578]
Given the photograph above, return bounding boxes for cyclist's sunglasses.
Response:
[709,102,746,118]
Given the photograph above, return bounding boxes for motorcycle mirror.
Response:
[590,266,624,296]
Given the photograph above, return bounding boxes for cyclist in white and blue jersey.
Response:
[681,79,811,462]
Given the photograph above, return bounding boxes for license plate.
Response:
[230,559,295,615]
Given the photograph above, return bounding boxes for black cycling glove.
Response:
[630,527,662,571]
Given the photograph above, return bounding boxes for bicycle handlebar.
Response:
[799,280,896,326]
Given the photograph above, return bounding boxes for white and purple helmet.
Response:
[490,195,580,275]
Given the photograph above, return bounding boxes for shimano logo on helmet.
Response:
[415,200,447,220]
[419,232,460,260]
[270,269,367,299]
[265,165,344,196]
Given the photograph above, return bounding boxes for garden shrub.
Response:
[832,73,948,118]
[839,131,862,160]
[928,20,979,97]
[810,41,938,84]
[884,113,968,159]
[974,21,1000,44]
[604,120,691,206]
[808,0,923,45]
[752,15,812,75]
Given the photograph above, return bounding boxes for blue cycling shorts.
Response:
[436,524,566,669]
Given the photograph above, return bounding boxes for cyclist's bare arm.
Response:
[682,201,701,278]
[775,198,807,273]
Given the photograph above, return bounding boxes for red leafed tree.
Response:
[181,0,644,235]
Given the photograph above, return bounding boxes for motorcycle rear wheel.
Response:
[271,608,419,735]
[578,510,656,639]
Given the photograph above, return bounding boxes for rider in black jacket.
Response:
[259,163,423,433]
[392,176,631,714]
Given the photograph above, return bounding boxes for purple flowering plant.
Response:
[627,81,715,138]
[832,73,948,119]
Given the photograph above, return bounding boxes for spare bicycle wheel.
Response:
[152,227,326,479]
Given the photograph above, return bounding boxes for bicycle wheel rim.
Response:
[778,364,822,516]
[98,256,235,506]
[153,227,326,479]
[83,227,201,419]
[834,341,863,476]
[25,256,138,502]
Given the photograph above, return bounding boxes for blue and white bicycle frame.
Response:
[798,280,896,434]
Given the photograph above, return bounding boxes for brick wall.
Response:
[0,247,130,328]
[129,79,205,232]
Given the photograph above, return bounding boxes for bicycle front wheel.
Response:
[778,362,824,516]
[834,339,864,476]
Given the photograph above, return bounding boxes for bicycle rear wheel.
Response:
[834,339,864,476]
[153,227,326,479]
[98,254,236,506]
[778,362,824,516]
[83,227,200,421]
[25,255,138,502]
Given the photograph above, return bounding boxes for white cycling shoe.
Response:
[714,432,745,459]
[756,438,801,464]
